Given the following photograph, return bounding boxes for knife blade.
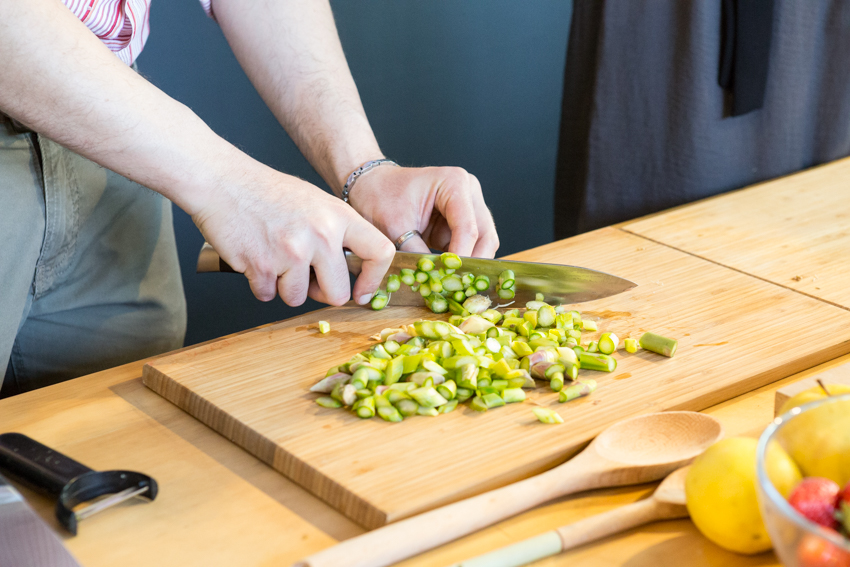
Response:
[0,473,82,567]
[196,243,636,305]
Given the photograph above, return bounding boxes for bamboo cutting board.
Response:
[143,227,850,530]
[622,157,850,310]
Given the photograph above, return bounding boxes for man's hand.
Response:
[193,168,395,306]
[347,166,500,258]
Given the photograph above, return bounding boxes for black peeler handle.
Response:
[0,432,93,496]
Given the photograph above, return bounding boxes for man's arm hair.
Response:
[212,0,384,195]
[0,0,261,215]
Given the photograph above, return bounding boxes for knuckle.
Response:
[378,239,396,261]
[440,167,468,187]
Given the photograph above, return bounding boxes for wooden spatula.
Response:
[294,411,720,567]
[446,466,690,567]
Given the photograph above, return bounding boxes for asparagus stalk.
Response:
[639,332,678,357]
[579,352,617,372]
[386,274,401,293]
[315,396,342,409]
[353,396,376,418]
[440,252,462,270]
[371,290,389,310]
[532,407,564,424]
[417,257,435,272]
[400,268,416,286]
[559,378,597,402]
[598,332,619,355]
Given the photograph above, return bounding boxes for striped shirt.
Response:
[61,0,214,66]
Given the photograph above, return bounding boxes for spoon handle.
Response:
[446,497,687,567]
[292,463,596,567]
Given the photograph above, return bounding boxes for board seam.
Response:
[618,227,850,314]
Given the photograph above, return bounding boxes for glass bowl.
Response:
[756,393,850,566]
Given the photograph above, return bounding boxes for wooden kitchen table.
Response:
[5,157,850,566]
[4,339,836,567]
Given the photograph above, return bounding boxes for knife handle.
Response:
[0,433,92,496]
[196,242,364,276]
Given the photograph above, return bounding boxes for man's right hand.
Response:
[192,167,396,306]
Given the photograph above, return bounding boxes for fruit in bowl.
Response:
[757,393,850,567]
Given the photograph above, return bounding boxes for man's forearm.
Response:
[0,0,264,216]
[212,0,383,195]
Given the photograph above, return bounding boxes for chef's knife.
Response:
[0,473,82,567]
[196,243,637,305]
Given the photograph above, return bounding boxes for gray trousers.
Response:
[0,117,186,397]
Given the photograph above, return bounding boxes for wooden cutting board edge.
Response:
[143,362,390,528]
[142,226,850,530]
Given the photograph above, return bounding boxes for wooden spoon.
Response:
[294,411,721,567]
[446,466,691,567]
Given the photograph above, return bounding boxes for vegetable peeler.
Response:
[0,432,157,535]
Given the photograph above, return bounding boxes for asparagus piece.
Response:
[579,352,617,372]
[503,388,526,403]
[532,407,564,424]
[469,396,488,412]
[473,275,490,291]
[410,386,448,408]
[317,321,330,334]
[498,269,515,289]
[537,305,556,328]
[371,290,389,310]
[482,392,505,409]
[315,396,342,409]
[439,399,459,413]
[598,332,619,355]
[498,288,515,300]
[440,252,462,270]
[353,396,376,418]
[417,257,435,272]
[639,332,678,357]
[581,319,598,332]
[377,405,403,422]
[400,268,416,286]
[559,378,597,402]
[417,407,439,417]
[395,398,419,417]
[624,338,638,353]
[587,341,599,353]
[386,274,401,293]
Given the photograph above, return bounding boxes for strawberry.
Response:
[789,477,841,529]
[797,534,850,567]
[839,482,850,535]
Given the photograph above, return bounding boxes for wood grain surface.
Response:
[622,157,850,309]
[143,226,850,529]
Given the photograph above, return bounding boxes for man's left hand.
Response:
[348,166,499,258]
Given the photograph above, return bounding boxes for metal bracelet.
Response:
[341,158,399,203]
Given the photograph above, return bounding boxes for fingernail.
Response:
[358,294,372,305]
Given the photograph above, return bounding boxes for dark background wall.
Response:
[138,1,572,346]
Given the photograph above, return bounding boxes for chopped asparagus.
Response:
[598,332,619,355]
[559,378,597,403]
[532,407,564,424]
[639,332,678,357]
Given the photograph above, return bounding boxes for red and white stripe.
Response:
[61,0,214,66]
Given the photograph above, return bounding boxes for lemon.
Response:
[685,437,802,554]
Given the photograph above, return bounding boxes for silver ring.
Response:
[394,230,422,250]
